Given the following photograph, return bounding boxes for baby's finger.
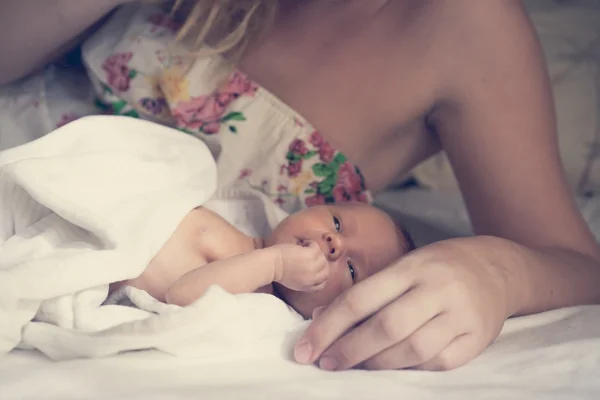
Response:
[305,240,321,252]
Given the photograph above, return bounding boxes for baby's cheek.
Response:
[309,280,346,309]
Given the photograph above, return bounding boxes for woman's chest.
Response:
[239,6,443,190]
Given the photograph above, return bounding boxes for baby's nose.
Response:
[324,233,344,261]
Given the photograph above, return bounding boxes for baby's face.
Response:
[266,203,412,318]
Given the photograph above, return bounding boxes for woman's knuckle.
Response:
[362,356,383,371]
[373,313,403,341]
[432,352,457,371]
[407,335,432,363]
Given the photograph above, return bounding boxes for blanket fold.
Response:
[0,116,304,360]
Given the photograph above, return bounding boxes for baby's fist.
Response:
[274,241,329,291]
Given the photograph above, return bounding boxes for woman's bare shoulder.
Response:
[431,0,536,77]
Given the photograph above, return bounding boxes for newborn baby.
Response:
[111,202,415,318]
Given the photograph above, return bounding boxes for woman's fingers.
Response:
[411,333,477,371]
[294,264,415,365]
[362,312,466,370]
[311,306,326,320]
[316,287,441,371]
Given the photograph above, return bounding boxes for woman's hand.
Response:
[294,236,521,371]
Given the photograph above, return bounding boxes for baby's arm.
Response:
[165,248,280,306]
[165,242,329,307]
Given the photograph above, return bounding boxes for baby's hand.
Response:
[273,241,329,292]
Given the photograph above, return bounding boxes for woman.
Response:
[2,0,599,371]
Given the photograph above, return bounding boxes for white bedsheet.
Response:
[2,304,600,400]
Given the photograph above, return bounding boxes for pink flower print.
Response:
[221,71,258,98]
[332,185,351,203]
[305,194,326,207]
[147,13,181,33]
[56,113,80,128]
[338,162,363,192]
[277,184,288,192]
[275,198,286,205]
[332,162,367,203]
[202,121,221,134]
[215,91,233,104]
[287,161,303,178]
[238,169,252,179]
[289,139,309,156]
[172,95,227,134]
[318,142,335,163]
[102,52,135,92]
[309,131,324,148]
[309,131,334,162]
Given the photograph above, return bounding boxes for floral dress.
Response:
[81,4,371,213]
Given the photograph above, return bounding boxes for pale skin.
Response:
[2,0,600,371]
[111,203,409,319]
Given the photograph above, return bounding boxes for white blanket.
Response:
[0,116,304,361]
[2,305,600,400]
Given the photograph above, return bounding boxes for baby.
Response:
[112,202,415,318]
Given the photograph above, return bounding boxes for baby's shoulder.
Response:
[184,207,251,261]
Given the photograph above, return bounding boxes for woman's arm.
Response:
[433,0,600,313]
[0,0,126,85]
[291,0,600,372]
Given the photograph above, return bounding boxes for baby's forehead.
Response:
[335,203,394,226]
[340,204,413,252]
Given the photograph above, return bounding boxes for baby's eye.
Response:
[333,216,341,232]
[347,260,356,282]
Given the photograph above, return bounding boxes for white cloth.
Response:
[0,115,303,360]
[2,305,600,400]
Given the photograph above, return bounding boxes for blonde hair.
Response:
[171,0,278,62]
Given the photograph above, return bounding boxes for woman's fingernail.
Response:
[319,356,338,371]
[294,341,312,364]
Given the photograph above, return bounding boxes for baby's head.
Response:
[265,203,415,319]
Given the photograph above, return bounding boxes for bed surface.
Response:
[2,302,600,400]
